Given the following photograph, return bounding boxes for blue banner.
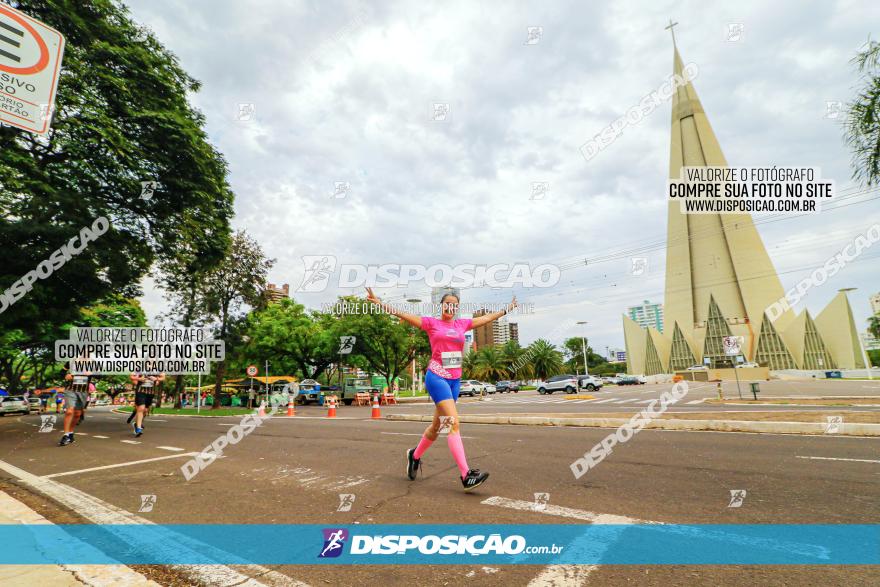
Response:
[1,524,877,565]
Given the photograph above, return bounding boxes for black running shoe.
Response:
[406,448,420,480]
[58,434,74,447]
[461,469,489,492]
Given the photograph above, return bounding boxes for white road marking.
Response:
[482,496,648,524]
[0,459,307,586]
[796,455,880,464]
[686,400,705,404]
[120,440,141,444]
[92,435,109,439]
[613,399,640,404]
[0,490,161,586]
[592,399,617,404]
[44,453,199,478]
[156,446,185,452]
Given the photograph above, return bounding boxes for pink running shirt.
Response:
[419,316,473,380]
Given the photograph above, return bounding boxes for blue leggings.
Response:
[425,370,460,403]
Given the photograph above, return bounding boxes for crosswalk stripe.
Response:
[157,446,185,452]
[92,435,109,439]
[120,440,141,444]
[613,399,639,404]
[592,399,617,404]
[686,399,704,405]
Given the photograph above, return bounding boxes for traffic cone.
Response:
[258,400,266,417]
[326,396,337,418]
[286,397,296,417]
[371,393,381,420]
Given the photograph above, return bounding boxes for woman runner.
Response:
[365,287,516,491]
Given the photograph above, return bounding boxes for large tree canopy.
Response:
[0,0,233,344]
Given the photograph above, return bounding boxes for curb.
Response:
[385,414,880,436]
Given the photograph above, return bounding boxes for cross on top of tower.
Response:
[665,19,678,46]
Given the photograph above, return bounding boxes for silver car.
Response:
[0,396,30,415]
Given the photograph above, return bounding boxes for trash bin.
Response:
[825,371,842,379]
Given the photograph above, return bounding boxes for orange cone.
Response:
[326,396,337,418]
[286,397,296,417]
[258,400,266,417]
[371,393,381,420]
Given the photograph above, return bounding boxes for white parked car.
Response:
[578,375,604,391]
[0,396,29,415]
[736,362,759,369]
[686,365,708,371]
[536,374,579,395]
[460,380,484,397]
[482,382,496,394]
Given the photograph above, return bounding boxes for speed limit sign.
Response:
[246,365,258,377]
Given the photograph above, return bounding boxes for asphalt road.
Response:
[1,401,878,586]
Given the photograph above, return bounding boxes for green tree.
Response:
[241,299,338,381]
[527,339,565,380]
[0,0,233,364]
[337,299,429,392]
[471,346,508,382]
[845,38,880,185]
[201,231,274,408]
[868,314,880,340]
[501,340,533,380]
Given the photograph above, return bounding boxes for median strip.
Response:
[386,413,880,436]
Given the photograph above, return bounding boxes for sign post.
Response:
[723,336,745,399]
[246,365,258,409]
[0,5,65,134]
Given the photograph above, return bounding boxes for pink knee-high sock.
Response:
[447,432,470,478]
[413,435,434,459]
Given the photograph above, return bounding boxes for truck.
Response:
[341,377,381,405]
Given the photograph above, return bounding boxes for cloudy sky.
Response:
[124,0,880,355]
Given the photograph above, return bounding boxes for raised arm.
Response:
[470,296,518,330]
[365,287,423,329]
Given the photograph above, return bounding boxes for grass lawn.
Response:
[116,406,257,417]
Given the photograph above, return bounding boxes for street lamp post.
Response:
[576,321,589,376]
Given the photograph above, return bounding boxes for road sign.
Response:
[246,365,258,377]
[722,335,743,356]
[0,5,65,134]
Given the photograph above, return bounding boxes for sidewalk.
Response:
[0,490,159,587]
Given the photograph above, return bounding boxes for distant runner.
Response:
[58,365,92,447]
[129,371,165,436]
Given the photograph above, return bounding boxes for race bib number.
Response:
[72,376,88,386]
[441,351,462,368]
[141,379,153,388]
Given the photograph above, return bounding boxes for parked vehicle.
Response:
[482,383,496,394]
[601,376,621,385]
[27,397,42,411]
[0,396,29,415]
[577,375,604,391]
[617,376,641,386]
[94,398,111,406]
[495,381,519,393]
[686,365,707,371]
[460,380,483,397]
[340,377,380,405]
[735,362,759,369]
[636,375,647,384]
[536,374,579,395]
[295,379,322,404]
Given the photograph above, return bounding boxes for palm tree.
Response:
[528,339,565,380]
[462,349,478,380]
[845,39,880,186]
[500,340,533,380]
[472,346,508,382]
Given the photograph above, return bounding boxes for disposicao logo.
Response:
[319,528,348,558]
